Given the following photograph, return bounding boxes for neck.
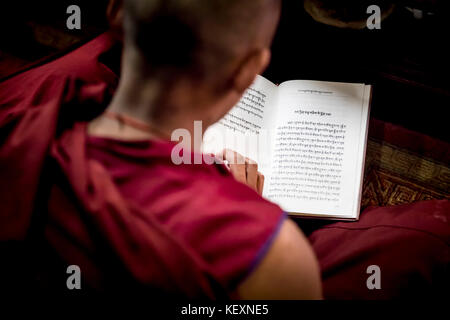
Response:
[89,70,215,153]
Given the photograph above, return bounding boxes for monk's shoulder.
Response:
[154,164,286,289]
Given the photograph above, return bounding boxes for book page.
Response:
[266,80,370,219]
[203,75,278,176]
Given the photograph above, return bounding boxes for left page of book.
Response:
[202,75,279,177]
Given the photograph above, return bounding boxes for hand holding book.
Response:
[216,149,265,196]
[204,75,371,220]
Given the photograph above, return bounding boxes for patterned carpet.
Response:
[361,119,450,211]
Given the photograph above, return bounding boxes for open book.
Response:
[203,75,371,220]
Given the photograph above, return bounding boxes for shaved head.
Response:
[103,0,282,138]
[123,0,281,82]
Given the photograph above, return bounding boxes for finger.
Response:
[224,150,246,183]
[245,157,258,171]
[257,173,265,195]
[214,150,228,169]
[245,157,258,191]
[215,150,224,163]
[222,149,246,165]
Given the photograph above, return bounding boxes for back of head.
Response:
[123,0,280,83]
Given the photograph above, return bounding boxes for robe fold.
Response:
[0,33,285,297]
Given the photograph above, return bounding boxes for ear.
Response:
[233,48,271,94]
[107,0,124,32]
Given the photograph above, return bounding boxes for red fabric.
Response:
[79,135,284,292]
[0,32,118,241]
[310,200,450,299]
[0,32,284,297]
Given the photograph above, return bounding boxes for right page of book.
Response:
[264,80,371,219]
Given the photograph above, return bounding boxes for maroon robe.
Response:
[1,32,449,299]
[0,32,284,297]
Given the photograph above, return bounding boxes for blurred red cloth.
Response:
[0,32,119,241]
[0,32,284,297]
[310,200,450,299]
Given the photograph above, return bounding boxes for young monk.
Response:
[1,0,448,300]
[0,0,322,299]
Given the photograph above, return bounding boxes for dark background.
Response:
[265,0,450,143]
[0,0,449,143]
